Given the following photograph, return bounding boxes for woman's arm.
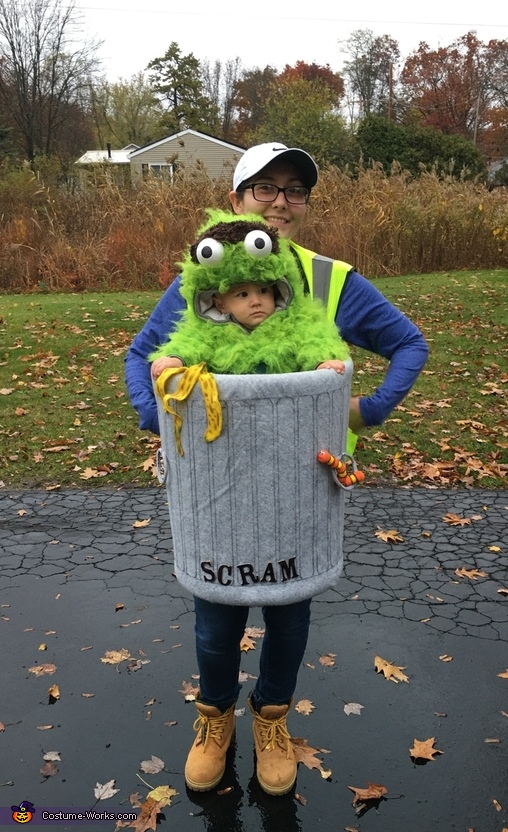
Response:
[124,277,185,434]
[337,271,429,427]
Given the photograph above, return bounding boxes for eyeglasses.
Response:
[239,183,310,205]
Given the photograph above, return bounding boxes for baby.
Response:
[150,210,349,377]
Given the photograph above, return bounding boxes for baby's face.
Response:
[213,282,275,330]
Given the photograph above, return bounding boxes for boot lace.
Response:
[255,712,292,756]
[193,709,231,747]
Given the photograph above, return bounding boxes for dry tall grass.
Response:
[1,162,507,292]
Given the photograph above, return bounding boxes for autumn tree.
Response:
[279,61,344,106]
[399,32,506,147]
[89,73,165,149]
[230,65,279,145]
[200,57,242,142]
[147,42,220,135]
[0,0,101,162]
[340,29,400,122]
[252,76,355,168]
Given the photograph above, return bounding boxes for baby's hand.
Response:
[316,359,345,374]
[151,356,184,379]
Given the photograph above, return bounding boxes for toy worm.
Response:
[317,450,365,487]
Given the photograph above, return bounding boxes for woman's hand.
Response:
[349,396,366,433]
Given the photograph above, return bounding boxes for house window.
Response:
[142,163,175,181]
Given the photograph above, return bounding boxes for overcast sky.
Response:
[78,0,508,82]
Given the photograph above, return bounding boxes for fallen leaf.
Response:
[0,722,5,732]
[178,680,199,701]
[493,799,502,811]
[29,663,57,676]
[454,568,488,580]
[81,692,95,698]
[374,655,409,683]
[100,648,131,665]
[140,755,165,774]
[133,519,151,528]
[145,697,156,706]
[439,654,453,662]
[38,643,47,651]
[48,684,60,700]
[240,634,256,652]
[319,653,336,667]
[37,725,54,730]
[40,761,58,778]
[43,751,61,761]
[115,603,125,612]
[484,738,500,743]
[409,737,443,760]
[498,588,508,596]
[294,792,307,805]
[243,626,265,638]
[238,671,257,682]
[294,699,315,716]
[442,513,471,526]
[148,785,177,803]
[489,545,501,552]
[374,527,404,543]
[497,669,508,678]
[217,786,234,795]
[344,702,364,716]
[291,737,331,777]
[94,779,120,800]
[115,792,174,832]
[348,782,388,811]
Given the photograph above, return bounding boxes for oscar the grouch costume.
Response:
[150,209,349,373]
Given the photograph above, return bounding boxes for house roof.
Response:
[487,157,508,175]
[128,128,245,158]
[75,145,139,165]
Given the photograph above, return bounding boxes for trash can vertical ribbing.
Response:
[155,362,352,605]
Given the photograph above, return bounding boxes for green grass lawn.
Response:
[1,270,506,490]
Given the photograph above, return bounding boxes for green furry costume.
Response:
[150,210,349,373]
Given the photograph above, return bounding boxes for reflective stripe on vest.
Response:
[290,242,357,455]
[290,242,351,322]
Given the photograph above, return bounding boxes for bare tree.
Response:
[340,29,400,122]
[200,56,242,141]
[0,0,101,161]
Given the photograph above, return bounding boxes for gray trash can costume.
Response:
[152,210,359,605]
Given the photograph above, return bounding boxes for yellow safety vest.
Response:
[290,242,358,455]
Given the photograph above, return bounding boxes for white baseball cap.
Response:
[233,143,319,192]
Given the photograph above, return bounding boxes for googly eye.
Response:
[244,230,273,258]
[196,238,224,265]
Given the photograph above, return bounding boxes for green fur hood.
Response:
[151,209,349,374]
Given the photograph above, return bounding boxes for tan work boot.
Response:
[249,698,297,796]
[185,702,236,791]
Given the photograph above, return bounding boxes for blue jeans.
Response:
[194,596,312,712]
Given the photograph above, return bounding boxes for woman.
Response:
[124,143,428,797]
